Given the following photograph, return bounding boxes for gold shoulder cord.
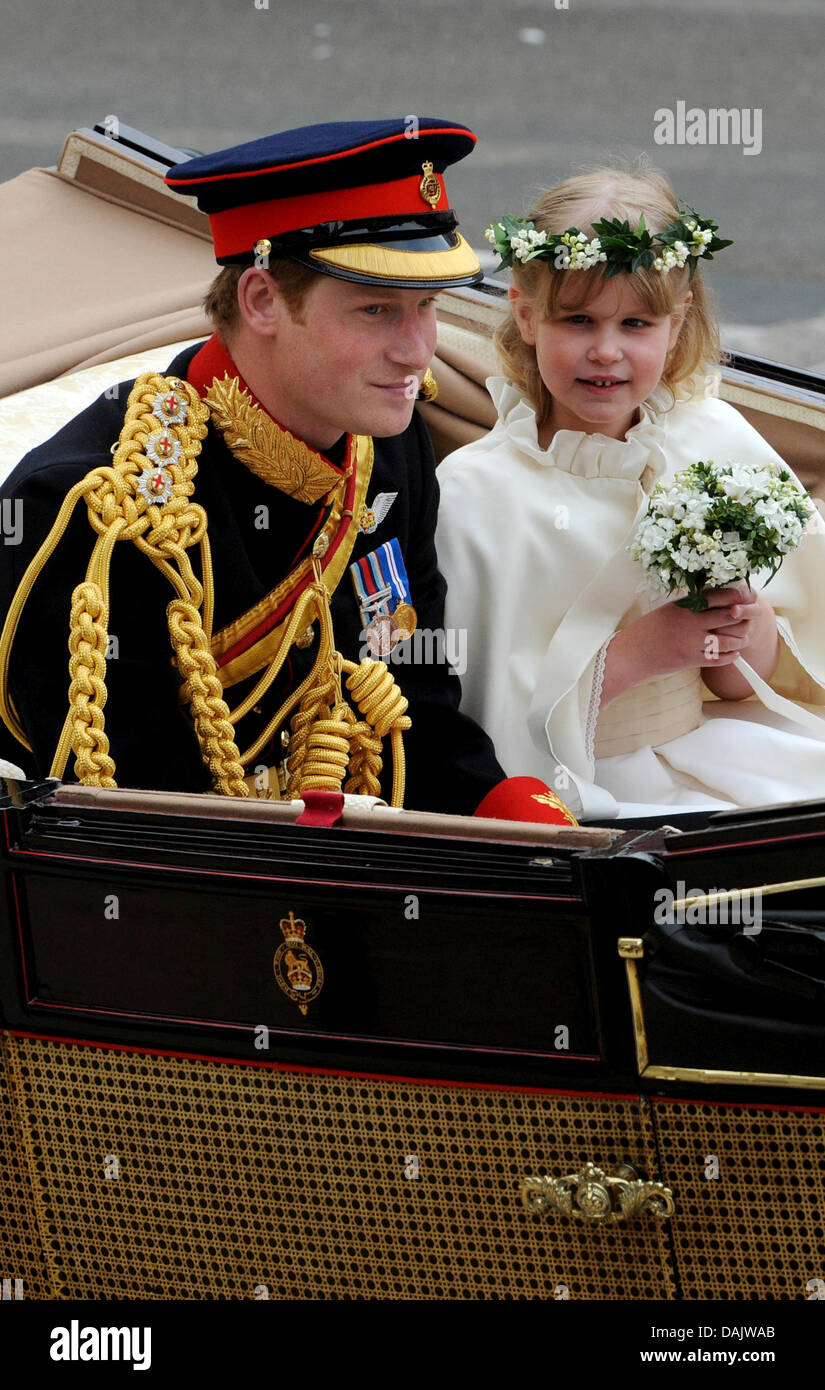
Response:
[0,373,413,805]
[0,374,247,796]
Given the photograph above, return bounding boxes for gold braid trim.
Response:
[65,580,116,788]
[283,657,411,806]
[0,374,412,804]
[344,659,411,805]
[210,432,372,683]
[244,553,412,807]
[168,599,247,797]
[0,372,249,796]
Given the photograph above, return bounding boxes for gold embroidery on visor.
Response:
[310,233,480,282]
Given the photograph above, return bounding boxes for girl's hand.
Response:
[600,585,779,707]
[701,585,780,699]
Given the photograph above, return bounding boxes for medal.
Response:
[350,538,416,646]
[364,611,399,658]
[392,602,417,638]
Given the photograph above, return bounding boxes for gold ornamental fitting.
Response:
[254,237,272,257]
[419,160,442,210]
[312,533,330,559]
[419,367,438,402]
[521,1161,674,1224]
[295,624,315,649]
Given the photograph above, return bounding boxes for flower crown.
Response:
[485,210,732,279]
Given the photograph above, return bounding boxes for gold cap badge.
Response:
[419,161,442,210]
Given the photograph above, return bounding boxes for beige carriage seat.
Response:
[0,127,214,399]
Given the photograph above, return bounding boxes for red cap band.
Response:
[209,172,449,260]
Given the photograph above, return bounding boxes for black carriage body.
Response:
[0,782,626,1083]
[2,778,825,1302]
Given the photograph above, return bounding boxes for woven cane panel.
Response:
[652,1099,825,1300]
[5,1035,675,1300]
[0,1035,52,1298]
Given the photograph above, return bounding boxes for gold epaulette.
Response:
[0,372,248,797]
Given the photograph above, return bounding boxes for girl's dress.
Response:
[435,374,825,820]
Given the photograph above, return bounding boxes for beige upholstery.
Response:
[0,134,213,398]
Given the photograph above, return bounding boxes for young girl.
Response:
[435,167,825,820]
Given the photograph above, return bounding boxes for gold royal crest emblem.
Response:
[273,910,324,1015]
[419,160,442,210]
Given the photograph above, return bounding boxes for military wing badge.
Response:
[359,491,398,535]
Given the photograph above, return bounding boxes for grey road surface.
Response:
[2,0,824,366]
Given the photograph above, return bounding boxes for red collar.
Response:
[187,334,255,402]
[186,334,344,472]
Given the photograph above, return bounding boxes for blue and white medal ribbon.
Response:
[350,539,417,655]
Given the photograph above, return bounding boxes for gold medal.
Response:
[392,602,417,638]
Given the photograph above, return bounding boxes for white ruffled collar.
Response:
[486,376,673,493]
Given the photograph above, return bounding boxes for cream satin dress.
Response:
[436,375,825,820]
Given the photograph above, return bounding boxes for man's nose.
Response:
[388,312,435,369]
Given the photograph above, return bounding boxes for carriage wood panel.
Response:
[17,870,599,1061]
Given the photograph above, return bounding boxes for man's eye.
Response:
[362,305,385,317]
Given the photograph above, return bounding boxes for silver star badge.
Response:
[137,466,173,506]
[152,390,189,426]
[145,431,182,468]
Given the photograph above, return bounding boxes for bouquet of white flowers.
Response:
[629,459,815,612]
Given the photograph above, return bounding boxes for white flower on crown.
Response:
[653,241,690,273]
[687,223,714,257]
[559,230,606,270]
[507,226,551,262]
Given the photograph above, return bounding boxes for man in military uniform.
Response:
[0,119,498,814]
[0,117,577,825]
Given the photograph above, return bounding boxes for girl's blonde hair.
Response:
[495,166,722,421]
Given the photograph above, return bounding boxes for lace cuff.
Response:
[585,637,614,764]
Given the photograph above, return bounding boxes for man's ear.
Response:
[236,267,283,338]
[509,285,537,346]
[668,288,693,351]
